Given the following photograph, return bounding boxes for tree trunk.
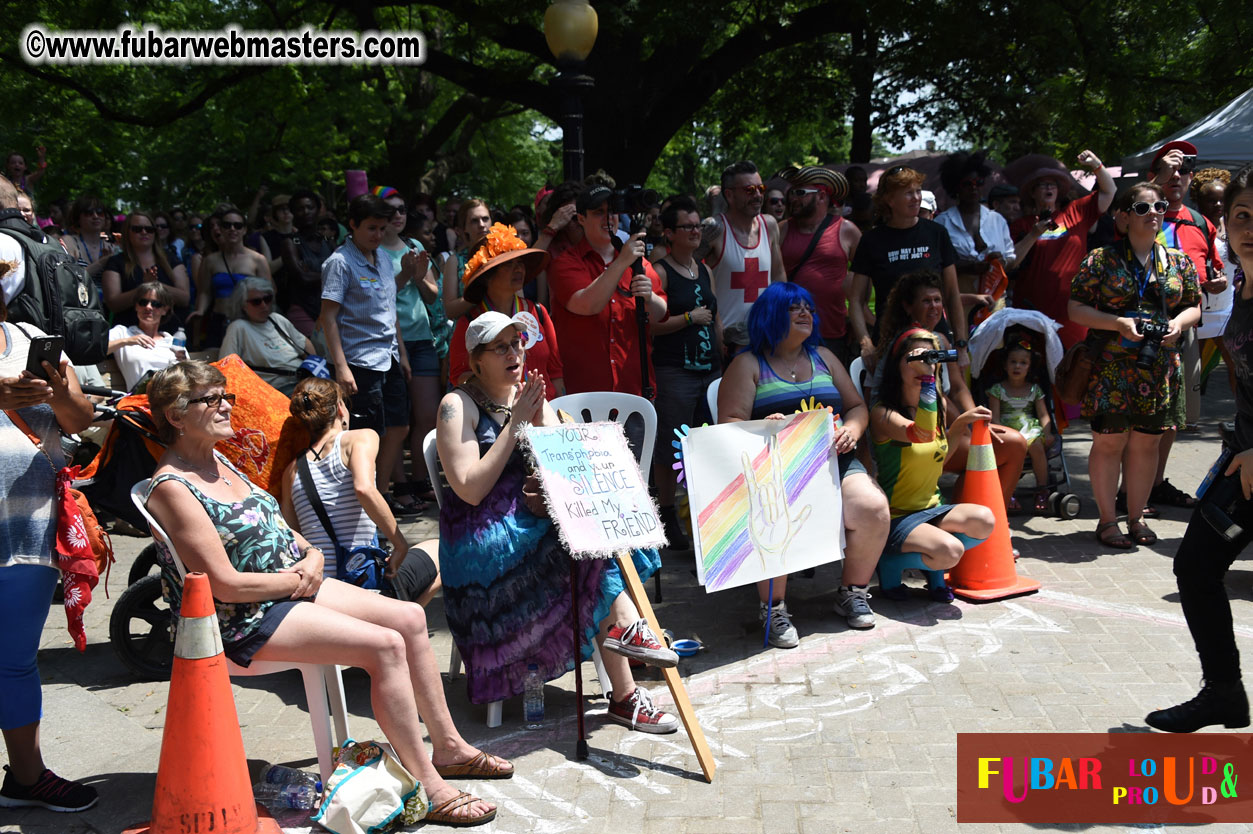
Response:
[850,22,877,163]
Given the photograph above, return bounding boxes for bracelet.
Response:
[300,545,319,559]
[542,226,558,237]
[1094,164,1105,172]
[684,311,692,324]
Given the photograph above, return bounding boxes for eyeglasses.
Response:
[131,225,155,235]
[220,221,245,231]
[734,184,766,196]
[487,338,524,356]
[154,223,169,230]
[885,166,910,176]
[767,197,786,205]
[187,392,237,409]
[1130,200,1169,216]
[788,187,821,198]
[391,206,407,215]
[136,298,166,309]
[673,223,701,232]
[788,302,816,315]
[191,223,203,230]
[85,208,108,216]
[246,294,274,306]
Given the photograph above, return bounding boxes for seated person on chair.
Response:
[281,376,442,605]
[870,329,995,601]
[144,361,504,828]
[717,281,890,642]
[435,311,680,734]
[106,281,187,391]
[219,277,315,396]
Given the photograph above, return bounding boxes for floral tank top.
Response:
[147,454,301,646]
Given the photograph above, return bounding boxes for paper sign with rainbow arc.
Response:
[683,410,843,592]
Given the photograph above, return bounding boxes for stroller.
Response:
[968,308,1082,520]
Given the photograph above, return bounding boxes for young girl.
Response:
[871,328,994,601]
[987,342,1055,513]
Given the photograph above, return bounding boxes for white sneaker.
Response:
[759,600,800,648]
[833,585,876,629]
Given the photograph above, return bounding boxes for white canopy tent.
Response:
[1121,87,1253,172]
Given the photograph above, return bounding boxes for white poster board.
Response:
[521,421,666,558]
[682,411,843,592]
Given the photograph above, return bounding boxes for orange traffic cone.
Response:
[123,572,281,834]
[948,420,1040,601]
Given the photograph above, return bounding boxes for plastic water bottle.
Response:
[172,328,187,359]
[253,765,322,810]
[523,663,544,729]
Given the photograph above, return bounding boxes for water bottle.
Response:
[253,765,322,810]
[172,328,187,360]
[523,663,544,729]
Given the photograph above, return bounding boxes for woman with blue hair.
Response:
[718,282,891,645]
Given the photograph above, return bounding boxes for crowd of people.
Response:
[0,136,1249,823]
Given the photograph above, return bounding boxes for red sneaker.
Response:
[602,619,679,668]
[607,687,679,734]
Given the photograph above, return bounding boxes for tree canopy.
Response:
[1,0,1248,213]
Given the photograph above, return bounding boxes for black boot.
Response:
[1146,680,1250,733]
[659,505,689,550]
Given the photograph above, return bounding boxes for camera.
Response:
[1135,318,1169,370]
[1180,154,1197,175]
[909,349,958,365]
[610,185,660,217]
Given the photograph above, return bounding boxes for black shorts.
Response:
[390,545,439,602]
[349,359,409,433]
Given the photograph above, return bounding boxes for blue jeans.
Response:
[0,565,58,729]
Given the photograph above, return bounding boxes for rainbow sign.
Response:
[684,410,843,592]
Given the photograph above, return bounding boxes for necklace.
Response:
[772,348,807,380]
[668,256,696,280]
[175,452,232,486]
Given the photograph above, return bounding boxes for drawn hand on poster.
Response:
[741,433,812,568]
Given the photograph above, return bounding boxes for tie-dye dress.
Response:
[438,405,661,704]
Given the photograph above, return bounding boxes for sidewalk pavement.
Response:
[4,381,1250,834]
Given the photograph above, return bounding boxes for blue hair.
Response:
[747,282,823,356]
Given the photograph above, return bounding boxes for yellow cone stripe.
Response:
[966,443,996,472]
[174,614,224,660]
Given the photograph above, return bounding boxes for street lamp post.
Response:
[544,0,598,183]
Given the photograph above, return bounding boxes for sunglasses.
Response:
[734,184,767,196]
[1130,200,1169,216]
[191,223,203,230]
[187,392,237,409]
[885,165,911,176]
[84,207,108,216]
[131,225,155,235]
[154,223,169,230]
[788,187,821,198]
[136,298,166,309]
[220,220,245,231]
[767,197,786,205]
[391,205,407,214]
[246,294,274,306]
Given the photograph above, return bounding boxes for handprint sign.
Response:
[741,432,812,568]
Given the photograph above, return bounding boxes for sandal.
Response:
[1151,478,1198,508]
[1128,519,1158,546]
[424,790,497,827]
[434,750,514,780]
[1115,491,1160,519]
[1007,495,1023,515]
[1033,489,1050,514]
[1095,521,1134,550]
[385,489,422,519]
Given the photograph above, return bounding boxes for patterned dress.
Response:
[1070,244,1200,427]
[438,404,661,704]
[147,454,301,650]
[987,382,1045,444]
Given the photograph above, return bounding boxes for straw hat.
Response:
[462,223,550,289]
[779,165,850,203]
[1003,154,1077,196]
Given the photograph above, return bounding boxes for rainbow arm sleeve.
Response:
[904,375,938,443]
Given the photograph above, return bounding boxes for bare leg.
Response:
[901,504,995,571]
[1090,430,1130,526]
[408,375,441,483]
[757,575,787,604]
[1126,430,1163,527]
[1155,427,1176,486]
[377,425,409,495]
[1027,439,1048,486]
[838,471,890,585]
[2,723,44,784]
[596,592,643,699]
[654,458,677,507]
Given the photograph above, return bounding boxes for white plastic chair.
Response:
[848,355,867,404]
[131,480,349,782]
[423,429,612,728]
[706,377,721,423]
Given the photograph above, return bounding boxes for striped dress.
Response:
[438,405,660,704]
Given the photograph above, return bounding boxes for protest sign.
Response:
[522,421,666,558]
[683,410,843,592]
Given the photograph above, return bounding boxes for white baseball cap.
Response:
[465,311,535,352]
[920,190,938,212]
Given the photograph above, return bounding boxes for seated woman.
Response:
[436,312,679,733]
[717,282,891,644]
[106,281,187,391]
[193,205,272,348]
[281,377,441,605]
[102,212,191,327]
[144,361,504,827]
[874,271,1029,511]
[870,328,995,600]
[219,277,315,396]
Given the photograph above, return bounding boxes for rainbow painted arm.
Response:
[904,375,938,443]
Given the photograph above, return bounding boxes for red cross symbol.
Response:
[730,257,769,302]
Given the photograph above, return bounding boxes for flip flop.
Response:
[1128,519,1158,546]
[433,750,514,780]
[424,790,497,827]
[1095,520,1134,550]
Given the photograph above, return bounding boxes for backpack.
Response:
[0,209,109,365]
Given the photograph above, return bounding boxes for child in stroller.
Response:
[987,339,1055,513]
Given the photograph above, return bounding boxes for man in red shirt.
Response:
[548,185,668,396]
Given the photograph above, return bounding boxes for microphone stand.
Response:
[611,229,654,400]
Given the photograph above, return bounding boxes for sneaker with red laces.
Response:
[602,619,679,668]
[0,766,98,813]
[607,687,679,734]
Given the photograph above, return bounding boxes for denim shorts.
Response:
[349,359,410,433]
[404,339,441,378]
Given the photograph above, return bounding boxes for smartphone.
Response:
[25,335,64,380]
